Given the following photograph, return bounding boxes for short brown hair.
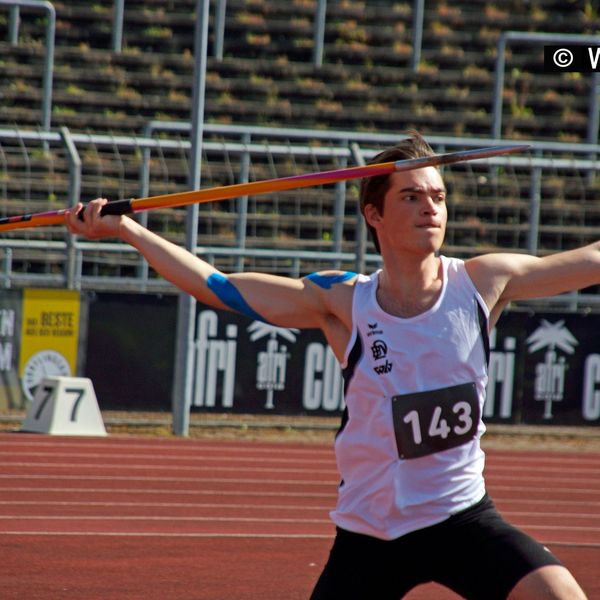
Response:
[359,131,436,253]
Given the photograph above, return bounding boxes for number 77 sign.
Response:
[21,376,107,436]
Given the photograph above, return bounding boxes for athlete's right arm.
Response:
[65,199,356,354]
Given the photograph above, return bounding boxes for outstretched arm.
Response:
[466,242,600,327]
[65,199,356,356]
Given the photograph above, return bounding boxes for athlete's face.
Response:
[365,166,447,257]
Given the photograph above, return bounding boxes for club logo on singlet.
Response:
[370,338,393,375]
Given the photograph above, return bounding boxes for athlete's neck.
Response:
[377,254,443,318]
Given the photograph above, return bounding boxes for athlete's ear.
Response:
[363,203,383,228]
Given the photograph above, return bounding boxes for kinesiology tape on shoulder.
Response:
[306,271,357,289]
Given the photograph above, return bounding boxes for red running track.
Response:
[0,432,598,599]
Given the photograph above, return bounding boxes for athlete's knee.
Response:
[507,565,587,600]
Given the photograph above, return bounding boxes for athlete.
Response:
[65,132,596,599]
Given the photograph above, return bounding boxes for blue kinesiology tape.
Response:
[207,272,268,322]
[306,271,357,289]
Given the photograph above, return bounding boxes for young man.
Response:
[65,133,595,599]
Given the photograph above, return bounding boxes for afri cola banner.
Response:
[186,304,600,425]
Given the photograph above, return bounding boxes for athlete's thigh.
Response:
[309,527,426,600]
[432,501,562,600]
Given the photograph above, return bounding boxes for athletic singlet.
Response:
[331,256,489,540]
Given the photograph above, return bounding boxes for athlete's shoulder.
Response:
[304,270,359,290]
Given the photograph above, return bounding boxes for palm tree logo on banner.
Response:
[526,320,579,419]
[247,322,300,410]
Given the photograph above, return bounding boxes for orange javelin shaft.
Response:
[0,144,529,232]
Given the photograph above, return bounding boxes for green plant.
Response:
[143,27,172,39]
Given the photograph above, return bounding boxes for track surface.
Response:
[0,432,598,599]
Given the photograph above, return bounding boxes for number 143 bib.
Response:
[391,382,480,460]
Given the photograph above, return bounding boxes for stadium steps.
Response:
[0,0,598,276]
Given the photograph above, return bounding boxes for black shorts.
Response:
[310,494,562,600]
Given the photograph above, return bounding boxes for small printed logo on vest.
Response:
[370,339,388,360]
[373,360,393,375]
[367,322,383,337]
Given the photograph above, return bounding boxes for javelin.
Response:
[0,144,529,232]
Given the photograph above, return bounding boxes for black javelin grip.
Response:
[76,198,134,221]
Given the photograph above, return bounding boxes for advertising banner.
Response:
[185,305,600,425]
[18,289,81,402]
[190,307,344,415]
[474,311,600,425]
[0,289,82,410]
[0,291,23,410]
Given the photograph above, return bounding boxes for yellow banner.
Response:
[18,289,81,401]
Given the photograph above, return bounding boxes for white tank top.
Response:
[331,256,489,540]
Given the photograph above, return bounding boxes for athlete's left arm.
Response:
[466,241,600,319]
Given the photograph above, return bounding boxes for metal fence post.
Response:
[410,0,424,72]
[172,0,209,437]
[313,0,327,67]
[235,134,250,272]
[8,5,19,43]
[527,165,542,256]
[350,142,367,274]
[214,0,227,59]
[332,154,347,270]
[59,126,82,290]
[112,0,124,53]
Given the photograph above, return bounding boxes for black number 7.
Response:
[34,385,54,420]
[65,387,85,422]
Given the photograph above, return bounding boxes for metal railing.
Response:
[0,122,598,304]
[0,0,55,133]
[492,31,600,143]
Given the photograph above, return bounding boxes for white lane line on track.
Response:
[0,515,331,524]
[0,485,337,499]
[0,530,597,547]
[1,517,596,532]
[486,454,600,465]
[0,450,337,466]
[5,461,600,481]
[0,461,339,476]
[539,541,600,549]
[0,486,600,506]
[2,507,598,523]
[493,497,600,508]
[0,437,335,456]
[0,531,334,539]
[485,475,600,486]
[513,524,600,533]
[9,466,599,488]
[4,476,598,497]
[0,500,332,510]
[0,474,336,486]
[502,511,600,521]
[486,465,600,476]
[2,503,597,524]
[487,485,600,496]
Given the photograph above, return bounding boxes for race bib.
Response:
[391,382,480,460]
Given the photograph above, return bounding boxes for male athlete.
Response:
[65,132,595,599]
